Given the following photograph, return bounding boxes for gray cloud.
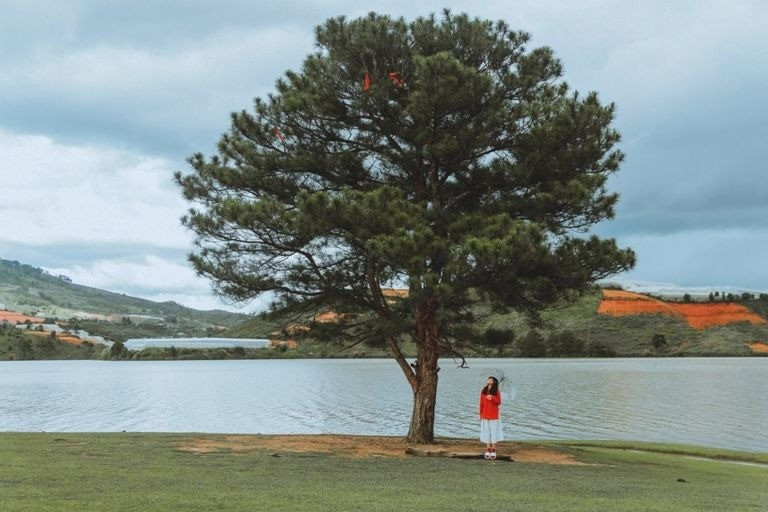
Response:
[615,228,768,290]
[0,19,314,158]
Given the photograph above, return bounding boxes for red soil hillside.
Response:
[598,289,768,329]
[0,311,45,324]
[24,330,85,345]
[670,303,768,329]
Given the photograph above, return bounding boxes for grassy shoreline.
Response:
[2,433,766,511]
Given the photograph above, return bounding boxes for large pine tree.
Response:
[175,11,635,443]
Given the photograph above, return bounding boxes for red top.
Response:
[479,391,501,420]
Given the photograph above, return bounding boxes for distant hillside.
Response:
[0,258,248,328]
[3,256,768,358]
[230,287,768,358]
[523,289,768,357]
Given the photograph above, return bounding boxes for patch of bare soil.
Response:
[598,289,768,329]
[176,434,584,465]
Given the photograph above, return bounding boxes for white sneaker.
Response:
[484,451,491,460]
[489,452,497,460]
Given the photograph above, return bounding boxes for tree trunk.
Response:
[406,349,438,443]
[405,299,441,444]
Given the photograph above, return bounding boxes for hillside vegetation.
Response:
[481,289,768,357]
[229,288,768,358]
[3,258,768,359]
[0,258,248,327]
[0,257,254,360]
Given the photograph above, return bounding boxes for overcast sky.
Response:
[1,0,767,312]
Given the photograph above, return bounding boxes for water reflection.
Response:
[0,358,766,452]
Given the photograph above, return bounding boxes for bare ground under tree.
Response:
[177,434,585,465]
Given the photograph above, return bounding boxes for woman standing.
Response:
[479,376,503,460]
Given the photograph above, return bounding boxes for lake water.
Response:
[1,358,766,453]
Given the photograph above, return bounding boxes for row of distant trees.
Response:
[675,292,768,302]
[104,341,279,361]
[515,330,617,358]
[0,323,96,360]
[482,328,690,358]
[473,328,616,358]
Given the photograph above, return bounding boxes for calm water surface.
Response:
[1,358,766,453]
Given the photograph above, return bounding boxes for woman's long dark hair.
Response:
[483,376,499,396]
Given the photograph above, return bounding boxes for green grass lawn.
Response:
[1,433,766,511]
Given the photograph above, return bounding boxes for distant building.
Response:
[73,311,110,321]
[107,314,165,325]
[41,324,67,334]
[124,337,271,350]
[71,329,107,345]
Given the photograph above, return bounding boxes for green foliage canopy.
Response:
[177,10,633,327]
[176,10,635,440]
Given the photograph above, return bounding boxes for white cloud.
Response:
[0,129,189,247]
[42,255,264,313]
[143,292,268,313]
[45,256,202,294]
